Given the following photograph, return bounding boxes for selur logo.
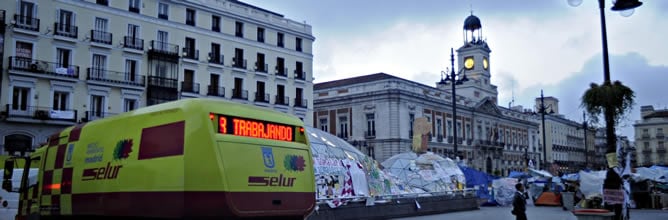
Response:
[284,155,306,172]
[113,139,133,160]
[248,174,296,187]
[81,162,122,181]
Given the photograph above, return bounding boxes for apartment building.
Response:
[634,105,668,166]
[0,0,314,154]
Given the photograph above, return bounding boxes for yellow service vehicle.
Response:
[2,98,315,219]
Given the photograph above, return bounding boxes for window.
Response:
[91,54,107,78]
[296,37,302,52]
[211,15,220,32]
[127,24,139,39]
[53,91,68,110]
[295,88,304,107]
[295,61,304,79]
[276,84,285,105]
[276,57,285,76]
[157,30,168,50]
[16,41,33,58]
[447,121,452,136]
[96,0,108,6]
[57,48,71,68]
[92,18,110,43]
[56,10,76,36]
[366,114,376,137]
[466,124,471,139]
[209,43,221,64]
[233,48,244,68]
[277,32,284,47]
[256,53,265,72]
[319,118,328,132]
[12,87,30,111]
[90,95,105,117]
[257,27,264,42]
[339,116,348,139]
[18,1,37,29]
[125,59,138,82]
[409,113,414,138]
[184,37,196,59]
[235,21,243,37]
[436,118,442,137]
[255,81,266,102]
[124,99,137,112]
[158,3,169,20]
[129,0,140,13]
[186,8,195,26]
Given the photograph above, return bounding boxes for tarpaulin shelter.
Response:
[381,152,466,193]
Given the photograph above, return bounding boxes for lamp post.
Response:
[568,0,643,156]
[537,90,554,170]
[438,48,469,159]
[583,111,588,169]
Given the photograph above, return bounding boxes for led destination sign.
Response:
[214,114,296,142]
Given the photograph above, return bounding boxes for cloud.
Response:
[511,52,668,139]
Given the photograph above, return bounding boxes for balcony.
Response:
[232,58,247,69]
[437,134,443,142]
[642,148,651,153]
[657,132,665,139]
[182,48,199,61]
[658,147,667,154]
[294,70,306,81]
[82,110,116,122]
[467,139,473,145]
[254,92,270,103]
[207,85,225,97]
[255,63,268,73]
[181,81,200,94]
[147,76,178,89]
[90,30,113,45]
[232,89,248,100]
[123,36,144,51]
[365,131,376,139]
[447,136,453,143]
[158,13,168,20]
[4,105,77,124]
[275,67,288,77]
[148,40,179,62]
[208,53,224,66]
[294,98,307,108]
[274,95,289,106]
[13,14,40,32]
[54,23,78,39]
[642,133,650,139]
[86,68,145,88]
[8,56,80,81]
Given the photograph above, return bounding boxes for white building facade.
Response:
[0,0,314,154]
[634,105,668,166]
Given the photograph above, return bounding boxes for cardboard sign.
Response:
[603,189,624,205]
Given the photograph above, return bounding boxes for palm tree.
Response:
[581,81,635,159]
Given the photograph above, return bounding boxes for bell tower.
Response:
[454,12,498,105]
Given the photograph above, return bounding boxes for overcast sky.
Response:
[243,0,668,139]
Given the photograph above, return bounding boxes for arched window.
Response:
[3,134,33,153]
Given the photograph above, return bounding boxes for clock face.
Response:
[483,58,489,70]
[464,57,474,70]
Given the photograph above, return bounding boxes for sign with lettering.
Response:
[213,114,296,142]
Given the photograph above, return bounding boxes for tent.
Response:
[508,171,531,179]
[381,152,466,193]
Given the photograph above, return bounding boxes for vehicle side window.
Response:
[27,157,40,187]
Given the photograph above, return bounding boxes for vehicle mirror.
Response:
[2,159,15,192]
[3,159,13,180]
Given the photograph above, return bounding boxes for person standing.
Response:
[512,183,528,220]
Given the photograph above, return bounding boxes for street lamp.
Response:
[537,90,554,170]
[438,48,469,159]
[567,0,643,155]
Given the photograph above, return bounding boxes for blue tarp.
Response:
[508,171,531,179]
[458,166,498,200]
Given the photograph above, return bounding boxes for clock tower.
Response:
[454,13,498,105]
